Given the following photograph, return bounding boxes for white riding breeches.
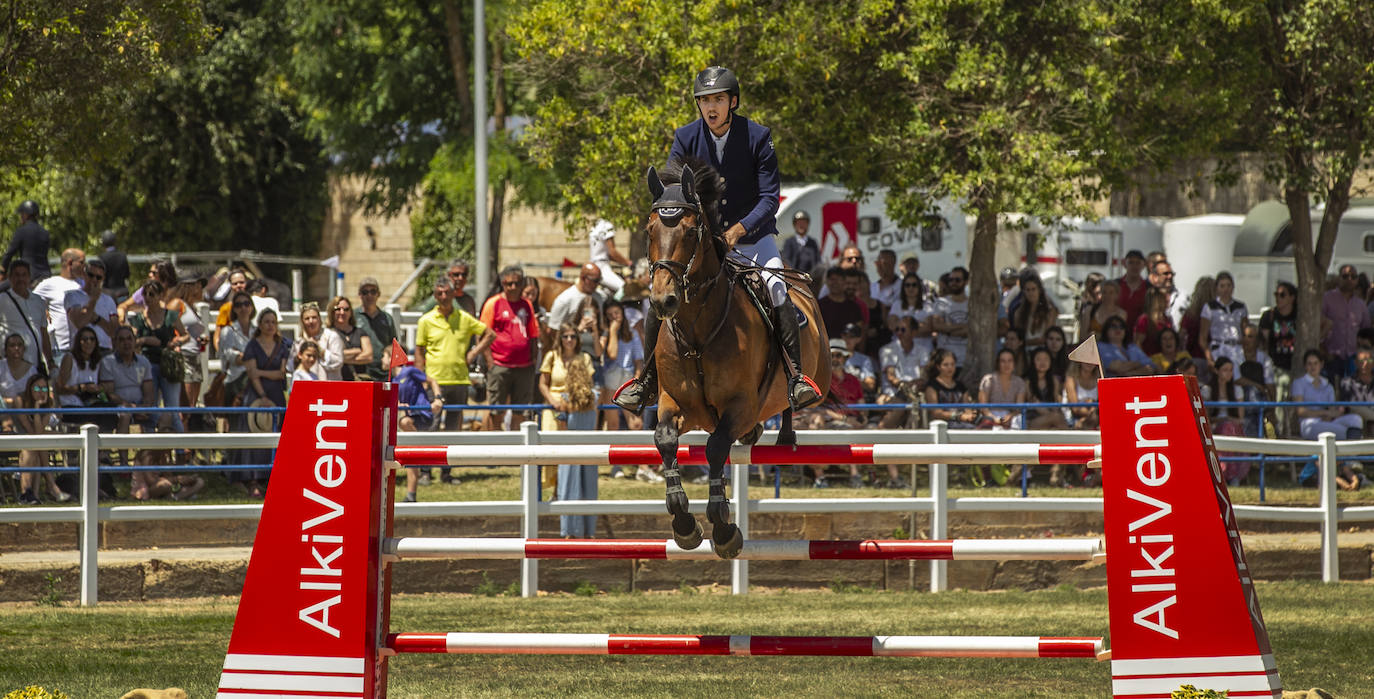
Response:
[593,260,625,294]
[730,235,788,306]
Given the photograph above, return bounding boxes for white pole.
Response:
[731,461,749,595]
[929,421,948,593]
[1319,432,1339,582]
[473,0,490,303]
[520,421,540,597]
[79,425,100,606]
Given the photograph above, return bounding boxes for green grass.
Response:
[1,582,1367,697]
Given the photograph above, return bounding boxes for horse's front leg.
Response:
[704,415,744,559]
[657,412,702,550]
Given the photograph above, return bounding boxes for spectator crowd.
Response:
[4,202,1373,508]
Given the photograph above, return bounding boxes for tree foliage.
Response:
[511,0,1124,377]
[0,0,209,170]
[47,0,330,258]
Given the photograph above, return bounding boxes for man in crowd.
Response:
[780,211,820,276]
[1149,258,1186,326]
[870,248,901,308]
[818,245,867,299]
[588,219,632,295]
[98,230,131,302]
[480,265,541,430]
[355,277,397,381]
[839,322,878,403]
[1323,263,1370,381]
[65,259,119,352]
[877,315,927,429]
[818,267,867,340]
[33,248,85,363]
[392,345,445,501]
[100,326,157,449]
[448,259,477,317]
[3,200,50,282]
[549,262,603,332]
[1117,249,1149,330]
[213,269,249,352]
[0,259,54,374]
[415,277,493,483]
[932,266,970,369]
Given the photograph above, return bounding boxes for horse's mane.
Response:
[658,157,723,235]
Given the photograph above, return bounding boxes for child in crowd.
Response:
[291,339,325,383]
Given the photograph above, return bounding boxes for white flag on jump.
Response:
[1068,337,1103,378]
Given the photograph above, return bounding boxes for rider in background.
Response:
[614,65,821,414]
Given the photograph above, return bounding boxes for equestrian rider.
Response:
[614,66,822,414]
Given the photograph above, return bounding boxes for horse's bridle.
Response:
[648,183,720,303]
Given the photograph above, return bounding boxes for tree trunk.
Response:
[966,204,1000,384]
[1286,184,1322,367]
[441,0,471,121]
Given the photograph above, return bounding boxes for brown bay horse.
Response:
[645,162,830,558]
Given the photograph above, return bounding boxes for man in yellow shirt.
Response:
[415,277,494,480]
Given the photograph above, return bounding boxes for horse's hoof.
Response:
[737,423,764,446]
[673,515,704,550]
[712,524,743,559]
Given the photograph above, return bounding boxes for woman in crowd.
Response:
[1292,350,1364,487]
[1,333,36,414]
[922,348,978,429]
[238,309,291,497]
[1060,360,1101,487]
[1043,326,1071,379]
[328,295,373,381]
[1150,327,1193,373]
[1199,271,1248,370]
[298,302,344,380]
[1133,287,1174,356]
[55,326,116,433]
[522,277,552,357]
[175,278,209,423]
[1001,327,1027,377]
[573,294,605,399]
[540,324,599,537]
[218,292,258,493]
[1024,347,1068,430]
[1011,276,1058,348]
[978,347,1028,430]
[1074,272,1104,341]
[127,279,189,434]
[1080,276,1127,341]
[15,374,67,504]
[1204,355,1251,484]
[1098,316,1155,377]
[599,299,644,434]
[1180,276,1216,360]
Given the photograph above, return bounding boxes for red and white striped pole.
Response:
[388,632,1104,659]
[391,443,1100,467]
[385,537,1104,562]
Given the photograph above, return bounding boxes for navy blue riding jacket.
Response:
[669,114,780,245]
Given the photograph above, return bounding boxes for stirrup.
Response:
[612,377,649,415]
[789,374,823,410]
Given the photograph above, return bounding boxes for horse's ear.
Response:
[681,165,697,202]
[646,166,664,200]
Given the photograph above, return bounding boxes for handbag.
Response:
[204,372,228,407]
[160,346,186,383]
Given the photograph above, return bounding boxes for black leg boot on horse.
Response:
[774,298,823,410]
[612,312,660,415]
[656,419,702,550]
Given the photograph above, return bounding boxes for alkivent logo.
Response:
[1125,394,1178,640]
[298,398,352,639]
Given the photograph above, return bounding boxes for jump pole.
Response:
[392,443,1100,467]
[217,374,1282,698]
[384,537,1104,561]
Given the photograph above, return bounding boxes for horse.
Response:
[644,161,830,559]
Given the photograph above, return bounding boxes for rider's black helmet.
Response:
[693,66,740,104]
[15,200,39,218]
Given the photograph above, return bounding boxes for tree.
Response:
[47,0,330,258]
[511,0,1123,379]
[0,0,209,170]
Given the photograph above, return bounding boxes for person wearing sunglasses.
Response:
[63,258,119,352]
[1322,264,1370,381]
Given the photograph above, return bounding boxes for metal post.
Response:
[731,461,749,595]
[473,0,490,301]
[385,303,404,349]
[1319,432,1339,583]
[291,268,303,311]
[929,420,948,592]
[79,424,100,606]
[520,421,540,598]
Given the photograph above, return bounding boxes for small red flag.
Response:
[388,338,412,369]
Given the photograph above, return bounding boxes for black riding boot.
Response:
[774,299,822,410]
[612,311,660,415]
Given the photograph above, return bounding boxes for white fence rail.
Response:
[0,423,1362,605]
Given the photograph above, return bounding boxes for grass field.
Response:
[2,582,1369,698]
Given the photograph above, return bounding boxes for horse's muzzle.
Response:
[651,293,680,320]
